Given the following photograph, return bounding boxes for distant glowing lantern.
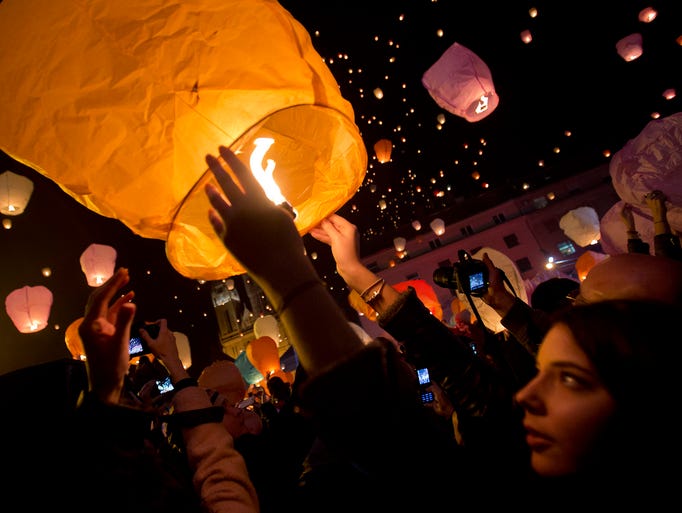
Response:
[616,33,643,61]
[559,206,601,247]
[173,331,192,369]
[520,30,533,44]
[430,218,445,236]
[0,171,34,216]
[79,243,117,287]
[638,7,657,23]
[436,113,446,125]
[575,250,609,282]
[412,220,422,231]
[5,285,53,333]
[65,317,86,360]
[374,88,384,99]
[3,218,12,229]
[374,139,393,163]
[393,237,407,252]
[379,199,387,210]
[422,42,499,122]
[663,88,676,100]
[0,0,367,282]
[225,278,235,291]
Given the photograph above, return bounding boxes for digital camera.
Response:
[432,249,489,297]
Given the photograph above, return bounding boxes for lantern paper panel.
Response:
[65,317,85,360]
[173,331,192,369]
[599,201,655,256]
[79,243,117,287]
[0,171,34,216]
[609,112,682,235]
[0,0,367,281]
[5,285,53,333]
[422,42,499,122]
[559,206,601,247]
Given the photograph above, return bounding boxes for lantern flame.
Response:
[248,137,297,218]
[475,95,489,114]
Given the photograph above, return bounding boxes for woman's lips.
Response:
[524,425,553,450]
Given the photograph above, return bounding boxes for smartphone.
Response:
[155,376,175,394]
[416,367,434,404]
[128,322,160,358]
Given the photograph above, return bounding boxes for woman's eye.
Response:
[559,372,582,387]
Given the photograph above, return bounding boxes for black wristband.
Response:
[173,377,198,391]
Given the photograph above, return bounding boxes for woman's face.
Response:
[515,323,616,476]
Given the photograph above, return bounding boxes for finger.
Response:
[113,302,135,339]
[218,146,265,196]
[309,227,331,244]
[206,153,243,201]
[208,207,227,238]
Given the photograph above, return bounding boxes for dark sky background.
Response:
[1,0,680,375]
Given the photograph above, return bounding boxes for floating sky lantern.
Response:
[616,33,643,61]
[520,30,533,44]
[253,315,281,346]
[411,220,422,231]
[638,7,657,23]
[5,285,53,333]
[430,218,445,236]
[374,139,393,163]
[559,206,601,247]
[79,243,117,287]
[575,250,610,282]
[246,336,281,381]
[0,0,367,282]
[0,171,33,216]
[393,237,407,252]
[422,42,499,122]
[173,331,192,369]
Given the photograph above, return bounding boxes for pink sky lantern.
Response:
[0,171,34,216]
[616,33,643,61]
[520,30,533,44]
[5,285,53,333]
[559,206,601,247]
[80,243,117,287]
[638,7,657,23]
[422,42,499,122]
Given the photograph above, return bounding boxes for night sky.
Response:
[1,0,680,374]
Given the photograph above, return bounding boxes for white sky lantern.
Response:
[422,42,499,122]
[173,331,192,369]
[79,243,117,287]
[559,206,601,247]
[0,171,34,216]
[430,218,445,236]
[638,7,657,23]
[0,0,366,282]
[520,30,533,44]
[393,237,407,252]
[253,315,281,346]
[436,113,446,125]
[412,220,422,231]
[5,285,53,333]
[616,33,643,62]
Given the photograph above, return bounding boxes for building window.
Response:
[503,233,519,248]
[557,240,576,256]
[515,257,533,273]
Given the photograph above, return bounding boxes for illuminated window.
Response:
[557,241,576,256]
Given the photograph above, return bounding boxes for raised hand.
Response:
[78,267,136,403]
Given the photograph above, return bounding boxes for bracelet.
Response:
[173,377,198,391]
[277,279,324,313]
[360,278,386,304]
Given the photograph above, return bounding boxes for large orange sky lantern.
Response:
[0,0,367,281]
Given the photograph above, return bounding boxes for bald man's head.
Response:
[577,253,682,305]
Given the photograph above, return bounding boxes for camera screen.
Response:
[128,336,146,356]
[416,367,431,385]
[468,271,486,292]
[156,376,174,394]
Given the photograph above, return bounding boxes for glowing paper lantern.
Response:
[616,33,643,61]
[0,171,33,216]
[559,207,601,247]
[575,250,610,282]
[65,317,85,360]
[609,112,682,235]
[246,336,281,379]
[173,331,192,369]
[253,315,281,346]
[430,218,445,236]
[663,89,676,100]
[393,237,407,252]
[0,0,367,282]
[393,279,443,320]
[5,285,53,333]
[638,7,657,23]
[374,139,393,163]
[520,30,533,44]
[79,243,117,287]
[412,220,422,231]
[422,42,499,122]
